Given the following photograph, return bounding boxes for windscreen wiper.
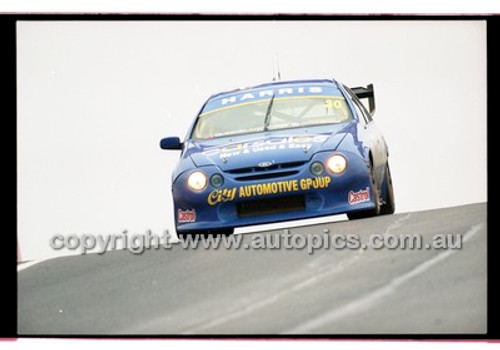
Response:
[263,94,275,131]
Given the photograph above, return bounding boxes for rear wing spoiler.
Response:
[351,84,375,115]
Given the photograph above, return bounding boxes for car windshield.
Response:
[191,96,353,140]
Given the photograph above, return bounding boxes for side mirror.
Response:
[160,136,183,150]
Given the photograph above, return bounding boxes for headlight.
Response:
[326,154,347,174]
[310,162,324,176]
[187,171,208,191]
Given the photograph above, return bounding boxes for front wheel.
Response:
[380,163,395,215]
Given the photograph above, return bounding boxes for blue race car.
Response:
[160,79,395,237]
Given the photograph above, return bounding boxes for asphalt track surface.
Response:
[18,203,486,335]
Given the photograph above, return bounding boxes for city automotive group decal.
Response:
[348,187,370,205]
[207,176,332,206]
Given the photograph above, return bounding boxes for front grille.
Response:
[237,195,305,218]
[235,170,299,181]
[227,161,306,175]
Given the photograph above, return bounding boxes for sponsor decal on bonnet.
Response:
[201,134,329,159]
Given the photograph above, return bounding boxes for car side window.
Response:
[347,93,369,125]
[357,99,373,123]
[345,87,372,125]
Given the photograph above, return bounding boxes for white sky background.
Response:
[17,21,487,261]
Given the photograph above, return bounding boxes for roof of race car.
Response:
[201,79,344,114]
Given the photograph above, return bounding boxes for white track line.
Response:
[385,213,412,233]
[284,223,483,334]
[17,259,46,272]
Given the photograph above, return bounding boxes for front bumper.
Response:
[172,150,375,232]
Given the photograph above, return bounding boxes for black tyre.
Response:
[380,162,395,215]
[347,164,380,220]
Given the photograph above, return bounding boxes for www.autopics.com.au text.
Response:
[49,229,464,255]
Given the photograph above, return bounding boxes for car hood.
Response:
[185,123,355,172]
